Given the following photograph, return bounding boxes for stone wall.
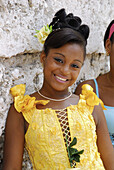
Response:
[0,0,113,169]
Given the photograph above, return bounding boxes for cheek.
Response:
[72,69,81,80]
[43,60,56,76]
[45,59,60,72]
[45,57,54,67]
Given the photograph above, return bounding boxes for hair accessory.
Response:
[49,8,82,31]
[35,8,89,44]
[34,24,52,44]
[37,90,72,101]
[109,24,114,39]
[49,8,89,41]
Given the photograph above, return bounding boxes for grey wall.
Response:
[0,0,113,169]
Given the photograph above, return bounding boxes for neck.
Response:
[107,70,114,84]
[38,86,72,101]
[39,85,70,100]
[38,90,72,102]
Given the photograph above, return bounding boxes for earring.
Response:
[42,63,44,68]
[106,50,109,56]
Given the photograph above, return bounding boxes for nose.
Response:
[60,64,70,75]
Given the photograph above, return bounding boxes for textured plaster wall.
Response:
[0,0,113,169]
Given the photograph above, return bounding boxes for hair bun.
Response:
[54,8,67,22]
[49,8,90,41]
[65,14,82,30]
[79,25,90,40]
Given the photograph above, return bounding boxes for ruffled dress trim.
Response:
[10,84,106,123]
[77,84,106,113]
[10,84,49,123]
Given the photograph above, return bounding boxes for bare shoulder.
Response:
[8,103,23,120]
[6,103,24,134]
[3,103,25,169]
[92,104,114,169]
[92,104,104,126]
[75,79,95,95]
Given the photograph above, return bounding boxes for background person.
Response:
[75,20,114,146]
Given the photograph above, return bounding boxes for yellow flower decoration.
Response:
[14,95,36,113]
[10,84,50,114]
[14,95,50,113]
[35,24,52,44]
[81,84,93,95]
[86,92,99,106]
[35,100,49,105]
[81,84,106,110]
[10,84,26,97]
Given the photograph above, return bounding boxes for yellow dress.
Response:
[10,84,105,170]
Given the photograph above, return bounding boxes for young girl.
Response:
[3,9,114,170]
[75,20,114,146]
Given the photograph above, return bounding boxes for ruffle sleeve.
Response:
[10,84,49,123]
[77,84,106,113]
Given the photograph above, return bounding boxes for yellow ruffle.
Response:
[10,84,106,123]
[10,84,49,123]
[78,84,106,113]
[10,84,26,97]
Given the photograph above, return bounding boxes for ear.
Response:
[105,39,111,55]
[40,51,46,64]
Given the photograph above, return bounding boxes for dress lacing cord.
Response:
[56,109,76,168]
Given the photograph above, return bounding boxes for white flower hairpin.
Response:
[34,24,52,44]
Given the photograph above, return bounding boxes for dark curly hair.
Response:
[43,8,90,58]
[104,20,114,47]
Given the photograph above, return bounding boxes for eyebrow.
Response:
[74,59,83,64]
[54,52,83,64]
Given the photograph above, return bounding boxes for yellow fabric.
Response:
[11,84,105,170]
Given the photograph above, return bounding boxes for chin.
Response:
[51,85,69,92]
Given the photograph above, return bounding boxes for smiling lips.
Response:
[54,74,69,82]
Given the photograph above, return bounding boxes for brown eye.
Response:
[54,57,63,63]
[71,64,79,68]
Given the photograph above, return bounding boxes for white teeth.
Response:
[56,75,67,81]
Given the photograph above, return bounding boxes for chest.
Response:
[24,106,102,169]
[25,106,96,150]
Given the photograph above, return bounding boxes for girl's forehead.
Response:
[47,43,84,62]
[49,43,84,54]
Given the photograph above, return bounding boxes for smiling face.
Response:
[40,43,84,93]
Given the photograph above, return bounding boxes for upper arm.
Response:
[75,79,95,95]
[3,104,25,170]
[93,105,114,170]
